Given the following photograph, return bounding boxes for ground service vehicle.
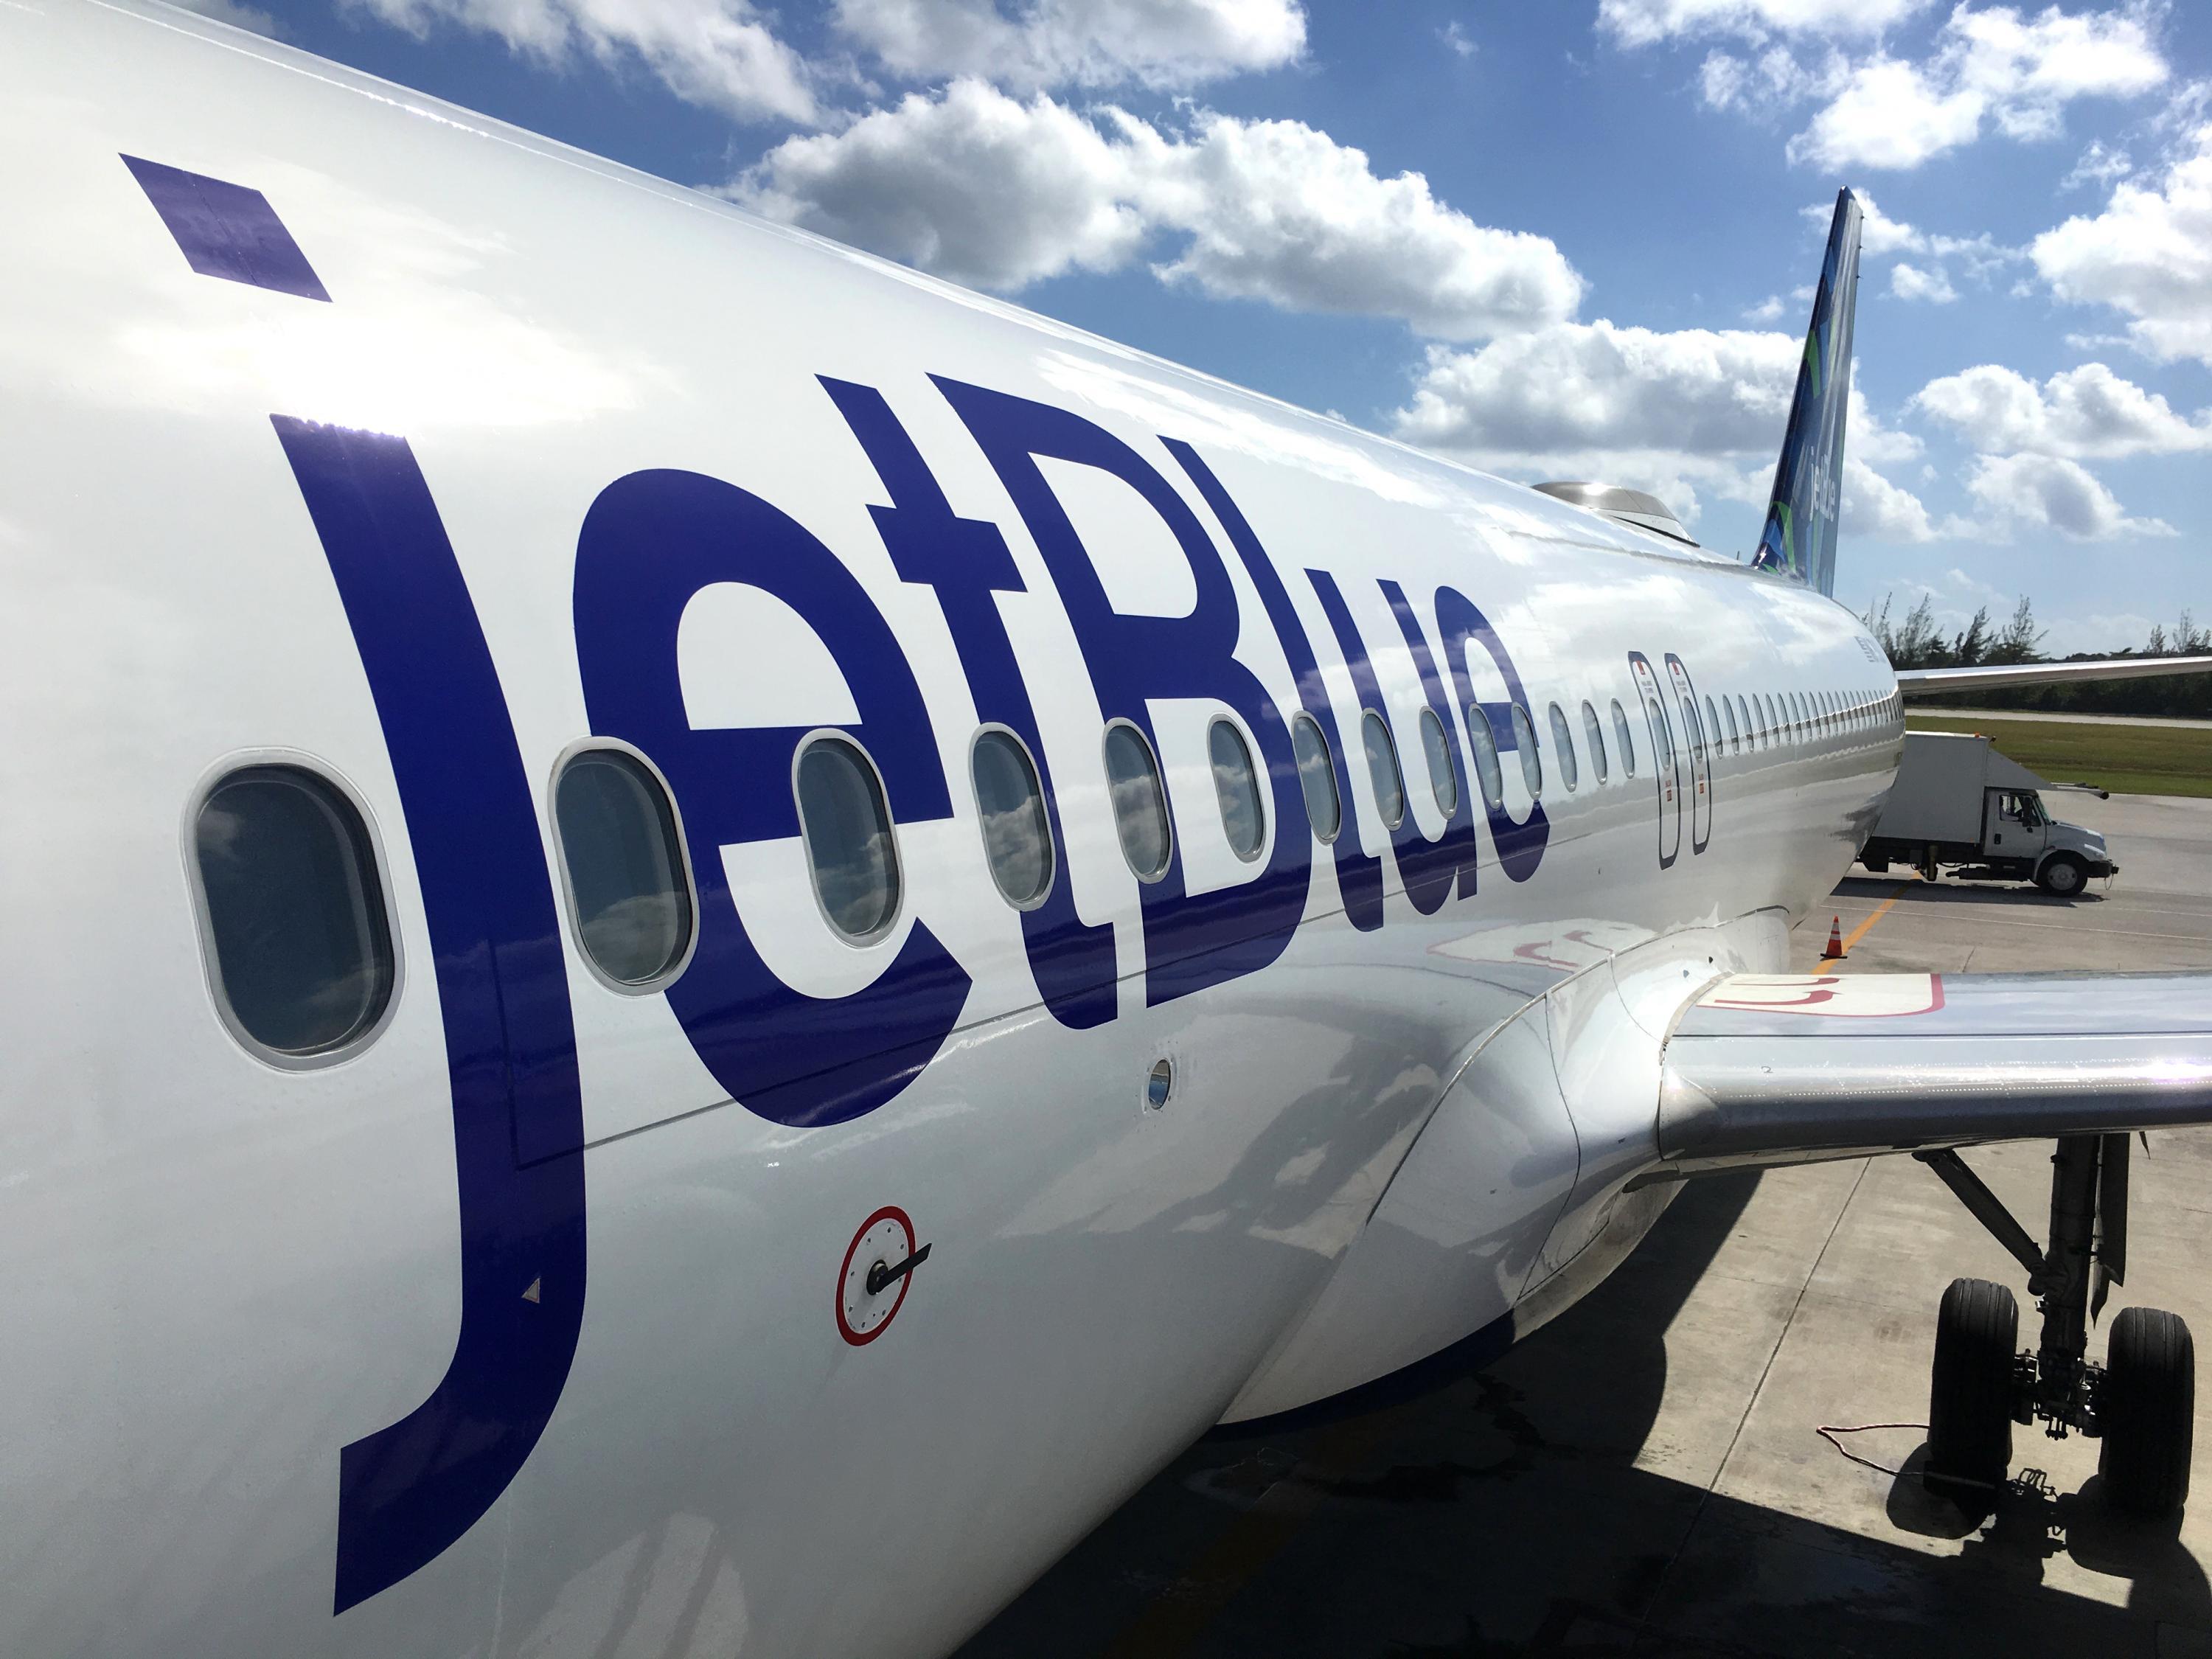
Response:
[1861,731,2115,895]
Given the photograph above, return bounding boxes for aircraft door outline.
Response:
[1663,653,1713,854]
[1628,653,1680,869]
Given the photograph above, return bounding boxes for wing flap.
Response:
[1657,973,2212,1172]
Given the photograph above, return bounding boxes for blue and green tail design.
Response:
[1753,187,1862,597]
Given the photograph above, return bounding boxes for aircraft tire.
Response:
[2038,854,2087,897]
[1927,1277,2017,1495]
[2100,1307,2195,1517]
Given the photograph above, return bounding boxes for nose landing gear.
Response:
[1916,1133,2196,1516]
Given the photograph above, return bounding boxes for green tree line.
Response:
[1863,593,2212,719]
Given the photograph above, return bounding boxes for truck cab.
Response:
[1985,788,2047,860]
[1860,731,2115,896]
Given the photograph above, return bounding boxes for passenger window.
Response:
[1738,695,1754,748]
[1705,695,1725,754]
[795,737,902,941]
[1510,703,1543,795]
[1209,718,1267,861]
[971,728,1054,908]
[1104,722,1172,881]
[1417,708,1458,815]
[1290,713,1341,844]
[1548,702,1579,790]
[1362,710,1406,830]
[1721,696,1739,753]
[1647,698,1674,770]
[1680,695,1705,760]
[1466,704,1506,809]
[193,765,396,1058]
[1611,698,1637,776]
[1582,700,1609,782]
[557,748,695,981]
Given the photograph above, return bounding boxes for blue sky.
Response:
[205,0,2208,655]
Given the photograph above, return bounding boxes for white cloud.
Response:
[2060,138,2132,189]
[1439,20,1478,58]
[1962,451,2175,539]
[348,0,820,123]
[172,0,281,35]
[2031,123,2212,366]
[828,0,1305,92]
[1788,7,2168,171]
[727,83,1142,286]
[1136,114,1585,335]
[1792,55,1981,167]
[1392,321,1801,459]
[1388,320,1929,535]
[1889,260,1958,302]
[1913,362,2212,457]
[1599,0,1929,48]
[730,83,1586,336]
[1744,293,1786,320]
[1697,44,1823,111]
[1848,189,1930,254]
[1844,453,1936,540]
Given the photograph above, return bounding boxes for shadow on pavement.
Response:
[1888,1447,2212,1634]
[1831,873,2104,909]
[955,1173,2212,1658]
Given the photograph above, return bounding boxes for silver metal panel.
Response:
[1674,971,2212,1038]
[1897,655,2212,695]
[1658,972,2212,1170]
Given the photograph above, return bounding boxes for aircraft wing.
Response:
[1895,655,2212,695]
[1654,973,2212,1177]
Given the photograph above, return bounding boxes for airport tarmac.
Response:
[956,793,2212,1658]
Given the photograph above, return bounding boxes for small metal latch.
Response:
[866,1242,932,1296]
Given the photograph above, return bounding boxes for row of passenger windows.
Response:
[188,681,1905,1064]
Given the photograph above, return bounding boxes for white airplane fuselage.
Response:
[1,5,1903,1655]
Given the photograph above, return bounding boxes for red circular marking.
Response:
[835,1205,917,1346]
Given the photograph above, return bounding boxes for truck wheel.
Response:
[2039,855,2087,897]
[1863,857,1891,873]
[1927,1277,2017,1495]
[2100,1307,2194,1517]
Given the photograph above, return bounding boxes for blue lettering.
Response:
[271,417,586,1614]
[936,380,1309,1004]
[1306,570,1453,914]
[1164,442,1386,934]
[571,469,972,1126]
[820,378,1117,1028]
[1434,586,1550,882]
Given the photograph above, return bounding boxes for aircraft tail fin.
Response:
[1753,187,1862,597]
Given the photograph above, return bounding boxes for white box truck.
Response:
[1860,731,2115,895]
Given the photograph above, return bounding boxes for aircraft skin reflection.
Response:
[0,6,1908,1658]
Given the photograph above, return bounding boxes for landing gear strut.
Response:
[1915,1134,2195,1515]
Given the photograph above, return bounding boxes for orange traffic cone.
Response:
[1821,917,1845,960]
